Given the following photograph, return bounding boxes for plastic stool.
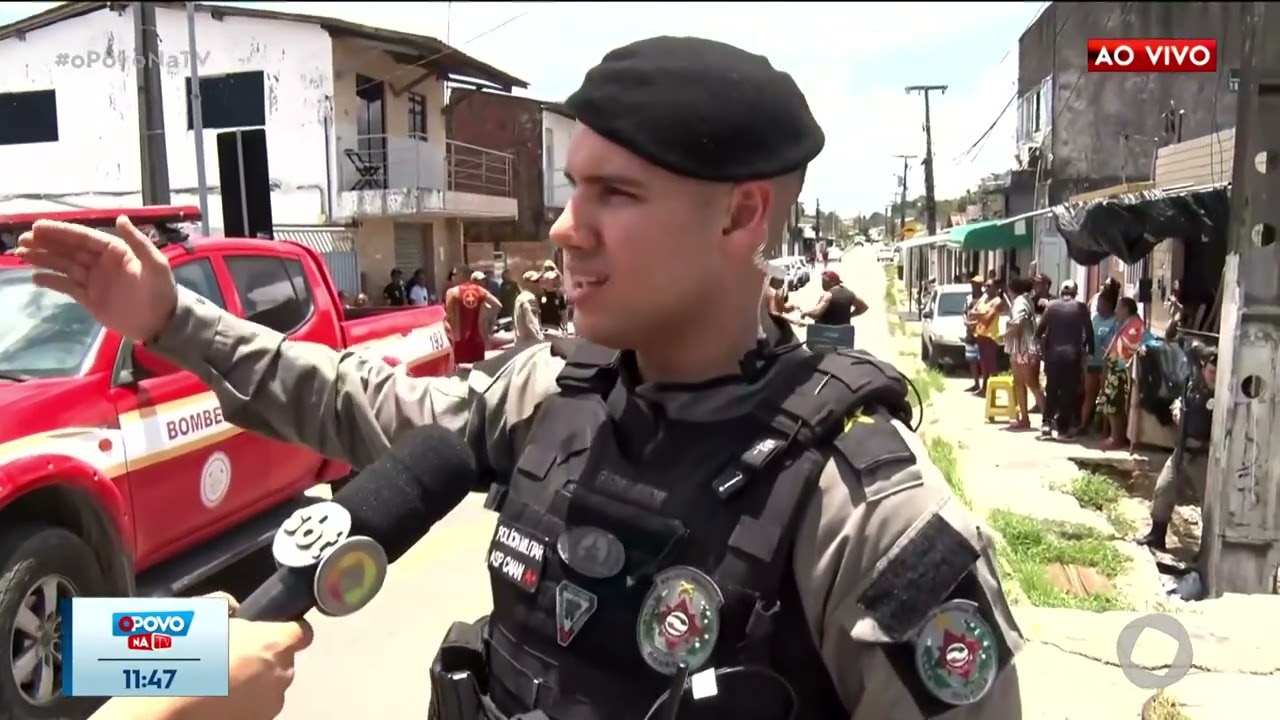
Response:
[984,376,1017,422]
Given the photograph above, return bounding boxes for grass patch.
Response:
[1065,472,1137,536]
[882,264,900,309]
[988,509,1131,611]
[926,435,970,508]
[1143,690,1190,720]
[908,367,947,410]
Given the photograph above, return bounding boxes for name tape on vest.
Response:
[488,522,547,593]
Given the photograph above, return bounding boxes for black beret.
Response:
[563,36,825,183]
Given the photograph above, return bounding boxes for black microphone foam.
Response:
[338,424,478,561]
[235,425,477,621]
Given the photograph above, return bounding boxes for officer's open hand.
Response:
[15,215,178,342]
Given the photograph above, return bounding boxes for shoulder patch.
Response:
[857,514,979,641]
[832,410,920,501]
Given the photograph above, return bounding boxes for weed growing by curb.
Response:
[1143,690,1190,720]
[1066,472,1137,535]
[909,367,947,411]
[926,435,970,508]
[988,509,1130,611]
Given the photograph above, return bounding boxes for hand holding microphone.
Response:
[89,426,477,720]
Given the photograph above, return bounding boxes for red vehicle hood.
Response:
[0,376,109,445]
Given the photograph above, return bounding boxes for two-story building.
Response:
[985,1,1245,287]
[445,89,577,276]
[0,1,527,298]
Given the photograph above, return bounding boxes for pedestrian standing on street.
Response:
[1080,288,1119,434]
[800,269,868,326]
[1137,346,1217,551]
[17,34,1023,719]
[969,279,1004,396]
[1035,280,1094,440]
[513,269,545,344]
[962,275,984,392]
[1003,275,1042,431]
[1098,296,1144,450]
[382,268,406,307]
[446,270,503,364]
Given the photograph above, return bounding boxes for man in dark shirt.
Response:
[538,270,568,332]
[1035,280,1095,439]
[382,268,406,307]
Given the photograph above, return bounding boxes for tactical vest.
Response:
[466,339,913,720]
[1181,380,1214,446]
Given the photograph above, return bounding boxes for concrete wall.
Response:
[0,4,334,224]
[447,90,545,242]
[1019,2,1245,188]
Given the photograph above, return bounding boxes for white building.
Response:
[0,1,526,297]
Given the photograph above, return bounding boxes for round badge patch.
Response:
[556,526,626,579]
[200,451,232,508]
[912,599,999,705]
[636,566,723,675]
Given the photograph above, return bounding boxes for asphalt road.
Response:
[200,247,889,718]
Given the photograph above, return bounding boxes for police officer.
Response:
[1137,344,1218,551]
[19,36,1022,720]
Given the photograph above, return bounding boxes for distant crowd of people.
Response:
[337,260,570,364]
[924,267,1148,447]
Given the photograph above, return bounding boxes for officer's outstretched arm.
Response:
[792,413,1024,719]
[148,288,565,475]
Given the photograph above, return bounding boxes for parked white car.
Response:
[921,283,973,367]
[876,245,898,264]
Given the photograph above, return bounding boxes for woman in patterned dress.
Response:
[1098,296,1144,450]
[1003,275,1043,430]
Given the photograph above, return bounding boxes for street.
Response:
[222,248,889,717]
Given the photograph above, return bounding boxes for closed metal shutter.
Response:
[393,223,425,275]
[274,225,360,295]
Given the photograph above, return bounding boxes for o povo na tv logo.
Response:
[112,611,195,650]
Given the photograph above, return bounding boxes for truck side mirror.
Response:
[124,343,181,384]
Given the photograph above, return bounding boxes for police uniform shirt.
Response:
[148,289,1025,718]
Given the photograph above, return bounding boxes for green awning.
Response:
[947,217,1034,251]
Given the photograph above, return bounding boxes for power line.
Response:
[955,3,1077,164]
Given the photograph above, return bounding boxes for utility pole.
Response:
[906,85,947,236]
[894,154,917,239]
[1202,1,1280,597]
[134,2,171,205]
[186,3,210,234]
[884,203,893,241]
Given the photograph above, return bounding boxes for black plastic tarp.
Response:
[1051,188,1231,266]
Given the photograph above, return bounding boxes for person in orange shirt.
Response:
[445,270,503,364]
[967,279,1005,396]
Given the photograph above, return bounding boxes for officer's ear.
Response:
[721,181,771,260]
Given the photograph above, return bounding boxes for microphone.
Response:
[235,425,478,621]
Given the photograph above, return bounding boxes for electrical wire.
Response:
[951,2,1055,164]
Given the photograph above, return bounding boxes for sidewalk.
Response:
[867,263,1280,719]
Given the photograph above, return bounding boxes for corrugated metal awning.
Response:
[273,225,356,252]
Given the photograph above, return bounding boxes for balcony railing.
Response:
[337,133,513,197]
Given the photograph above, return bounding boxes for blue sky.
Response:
[1,1,1043,217]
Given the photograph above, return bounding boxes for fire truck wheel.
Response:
[0,524,105,720]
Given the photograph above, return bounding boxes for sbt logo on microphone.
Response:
[112,611,195,650]
[1087,38,1217,73]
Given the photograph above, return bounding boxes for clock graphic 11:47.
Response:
[122,668,178,690]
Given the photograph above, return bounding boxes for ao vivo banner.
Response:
[61,597,229,697]
[1087,38,1218,73]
